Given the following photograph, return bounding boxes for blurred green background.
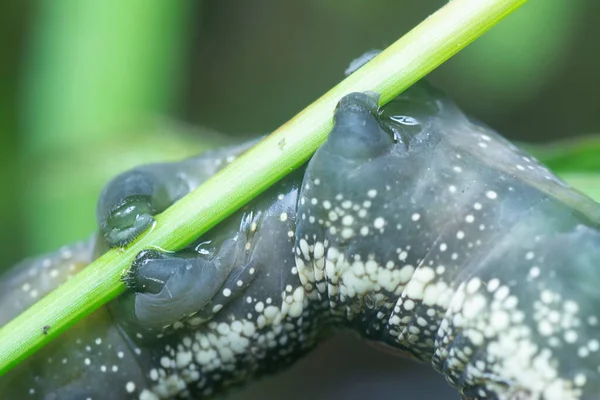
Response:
[1,1,599,398]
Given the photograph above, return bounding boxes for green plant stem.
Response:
[0,0,528,376]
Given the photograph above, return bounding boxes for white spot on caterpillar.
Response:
[528,266,540,278]
[125,381,136,393]
[341,228,354,239]
[564,330,578,343]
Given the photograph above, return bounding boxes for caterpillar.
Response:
[1,81,599,400]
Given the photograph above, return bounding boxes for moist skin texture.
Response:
[2,83,600,400]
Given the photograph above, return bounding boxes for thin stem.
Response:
[0,0,528,375]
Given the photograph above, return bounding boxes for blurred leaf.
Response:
[560,173,600,202]
[523,135,600,172]
[20,0,195,254]
[21,0,195,152]
[524,135,600,202]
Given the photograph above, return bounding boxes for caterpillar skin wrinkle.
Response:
[1,83,600,400]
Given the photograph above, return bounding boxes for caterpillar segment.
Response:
[2,83,599,400]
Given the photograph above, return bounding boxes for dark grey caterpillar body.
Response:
[1,83,599,400]
[295,87,600,399]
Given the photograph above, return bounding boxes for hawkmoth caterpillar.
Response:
[1,81,599,400]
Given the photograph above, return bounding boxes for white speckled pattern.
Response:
[1,83,600,400]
